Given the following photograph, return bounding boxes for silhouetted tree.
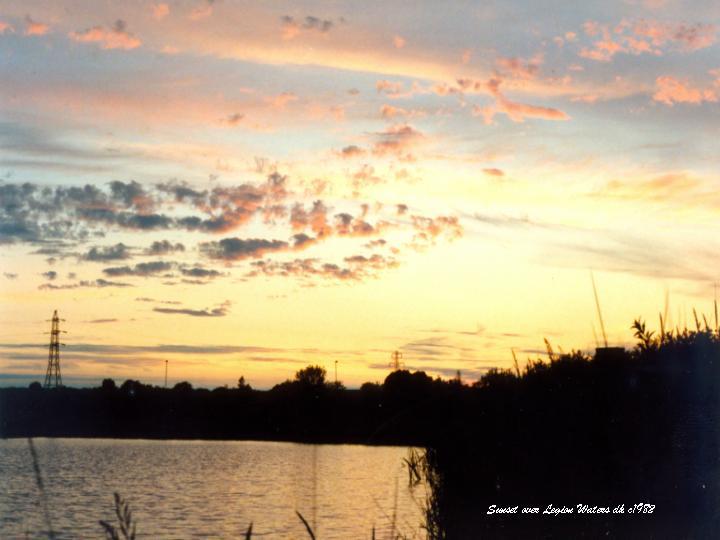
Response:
[360,382,381,392]
[101,378,117,391]
[173,381,193,392]
[383,369,433,395]
[294,365,326,387]
[120,379,143,395]
[28,381,41,391]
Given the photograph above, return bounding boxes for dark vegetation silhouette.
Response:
[420,318,720,538]
[3,317,719,538]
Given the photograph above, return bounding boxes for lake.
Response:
[0,438,427,539]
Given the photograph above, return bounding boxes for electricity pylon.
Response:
[44,310,65,388]
[389,350,404,371]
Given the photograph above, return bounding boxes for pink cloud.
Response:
[376,80,404,95]
[431,82,460,96]
[0,20,14,34]
[153,3,170,21]
[410,215,463,250]
[579,38,625,62]
[290,200,332,238]
[265,92,298,109]
[580,19,716,63]
[495,55,543,80]
[189,0,214,21]
[339,145,366,159]
[25,16,49,36]
[349,164,384,191]
[495,99,569,122]
[69,20,141,50]
[571,94,600,104]
[380,104,408,119]
[583,21,602,37]
[393,35,406,48]
[280,16,300,40]
[633,20,716,51]
[473,78,570,124]
[483,168,505,177]
[334,213,385,238]
[653,76,717,105]
[372,124,424,160]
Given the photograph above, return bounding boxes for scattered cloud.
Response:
[200,237,289,261]
[225,112,245,126]
[152,3,170,21]
[594,172,716,206]
[410,215,463,247]
[483,168,505,177]
[495,55,543,80]
[154,300,231,317]
[339,145,366,158]
[103,261,174,277]
[281,15,335,40]
[69,20,141,50]
[380,104,408,119]
[179,266,222,278]
[189,0,215,21]
[135,297,182,305]
[633,20,716,52]
[144,240,185,256]
[2,175,462,288]
[579,19,716,62]
[265,92,298,109]
[248,254,399,282]
[653,75,717,105]
[371,124,424,160]
[290,200,332,237]
[24,16,49,36]
[472,78,570,124]
[39,278,132,290]
[84,243,132,262]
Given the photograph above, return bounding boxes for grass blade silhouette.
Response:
[27,438,56,540]
[296,511,316,539]
[99,493,136,540]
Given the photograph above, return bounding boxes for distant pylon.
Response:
[389,350,404,371]
[44,310,65,388]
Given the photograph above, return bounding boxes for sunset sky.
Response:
[1,0,719,388]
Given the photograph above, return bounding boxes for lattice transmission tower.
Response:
[44,310,65,388]
[389,350,404,371]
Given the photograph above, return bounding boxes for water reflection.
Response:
[0,439,426,538]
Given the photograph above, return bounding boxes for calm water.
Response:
[0,438,426,539]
